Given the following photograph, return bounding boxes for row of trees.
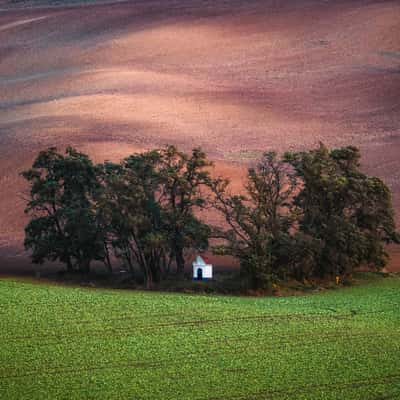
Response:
[23,146,213,288]
[22,144,399,289]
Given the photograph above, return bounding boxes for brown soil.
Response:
[0,0,399,272]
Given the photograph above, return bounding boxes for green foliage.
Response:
[1,277,400,399]
[157,146,214,276]
[98,151,168,287]
[22,146,216,286]
[96,146,216,286]
[22,144,399,288]
[285,144,399,278]
[213,145,399,288]
[22,147,105,273]
[212,152,298,290]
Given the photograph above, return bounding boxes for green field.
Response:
[1,276,400,399]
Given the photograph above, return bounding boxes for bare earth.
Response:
[0,0,399,271]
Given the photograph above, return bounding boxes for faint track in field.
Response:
[0,330,399,380]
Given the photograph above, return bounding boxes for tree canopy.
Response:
[211,152,298,290]
[285,144,400,278]
[22,144,399,290]
[22,147,105,273]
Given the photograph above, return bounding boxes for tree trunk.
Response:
[123,250,134,273]
[145,268,153,289]
[80,259,91,274]
[152,267,161,284]
[66,257,73,272]
[175,250,185,279]
[104,243,113,273]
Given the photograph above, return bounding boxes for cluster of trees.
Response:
[22,144,399,290]
[22,146,214,288]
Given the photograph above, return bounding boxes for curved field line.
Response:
[0,312,360,343]
[1,306,398,344]
[206,373,400,400]
[1,331,398,380]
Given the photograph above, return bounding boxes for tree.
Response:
[22,147,105,273]
[157,146,214,277]
[285,144,400,278]
[98,151,169,288]
[99,146,215,286]
[23,144,398,288]
[212,152,297,290]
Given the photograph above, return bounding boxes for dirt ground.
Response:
[0,0,399,272]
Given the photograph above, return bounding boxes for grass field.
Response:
[1,275,400,399]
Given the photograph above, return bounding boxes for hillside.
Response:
[0,0,399,269]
